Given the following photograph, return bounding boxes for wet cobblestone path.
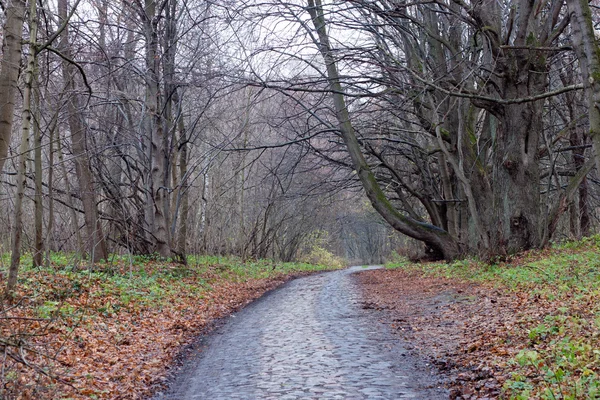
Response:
[157,267,447,399]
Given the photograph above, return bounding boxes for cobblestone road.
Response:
[156,267,447,399]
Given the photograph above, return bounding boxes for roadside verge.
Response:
[1,256,338,399]
[357,238,600,399]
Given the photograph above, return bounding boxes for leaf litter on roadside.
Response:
[0,256,337,399]
[358,238,600,399]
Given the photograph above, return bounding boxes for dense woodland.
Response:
[1,0,600,285]
[4,1,600,397]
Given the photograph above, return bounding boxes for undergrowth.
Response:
[0,253,340,399]
[387,235,600,399]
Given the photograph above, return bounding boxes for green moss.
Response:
[439,127,451,139]
[465,109,478,146]
[526,31,538,46]
[591,68,600,84]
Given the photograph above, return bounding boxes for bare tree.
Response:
[0,0,26,175]
[228,0,596,259]
[58,0,108,262]
[6,0,37,296]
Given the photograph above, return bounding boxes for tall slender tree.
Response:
[0,0,27,175]
[58,0,108,262]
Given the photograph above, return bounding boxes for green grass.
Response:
[186,255,338,280]
[387,238,600,294]
[2,253,341,311]
[0,252,342,398]
[386,236,600,399]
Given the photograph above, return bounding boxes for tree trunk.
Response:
[6,0,36,296]
[306,0,460,260]
[578,171,591,237]
[568,0,600,174]
[545,158,594,242]
[6,95,30,296]
[142,0,171,258]
[570,112,590,238]
[33,79,43,268]
[471,45,547,255]
[58,0,108,263]
[175,100,189,261]
[0,0,26,176]
[163,0,178,252]
[56,130,83,254]
[487,102,542,254]
[46,113,56,264]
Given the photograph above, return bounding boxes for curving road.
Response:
[156,266,447,399]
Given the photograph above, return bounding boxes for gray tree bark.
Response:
[567,0,600,174]
[306,0,460,260]
[0,0,26,176]
[58,0,108,263]
[6,0,36,296]
[33,80,43,268]
[141,0,171,258]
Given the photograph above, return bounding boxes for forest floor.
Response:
[357,236,600,399]
[5,237,600,400]
[0,254,340,399]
